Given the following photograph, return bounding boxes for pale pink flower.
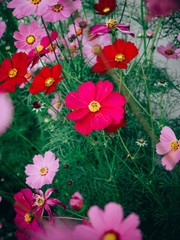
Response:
[67,17,89,41]
[25,151,59,189]
[0,21,6,39]
[41,0,82,22]
[70,191,83,211]
[82,34,111,66]
[73,202,142,240]
[178,33,180,42]
[156,126,180,170]
[7,0,57,19]
[0,93,14,136]
[13,21,45,51]
[0,196,2,202]
[33,188,67,222]
[157,43,178,59]
[48,93,63,120]
[175,48,180,58]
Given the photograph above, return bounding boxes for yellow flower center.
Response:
[9,68,17,78]
[165,49,173,55]
[26,72,31,79]
[24,213,32,223]
[115,53,125,62]
[40,167,48,176]
[49,43,56,51]
[45,77,54,87]
[103,7,111,13]
[35,196,45,207]
[31,0,41,5]
[36,45,44,52]
[55,102,61,108]
[106,19,118,29]
[93,45,101,55]
[76,29,82,36]
[53,4,63,12]
[170,140,179,151]
[26,35,35,44]
[102,232,118,240]
[70,46,76,53]
[88,101,101,113]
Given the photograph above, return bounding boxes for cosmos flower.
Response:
[65,80,126,135]
[25,151,59,189]
[70,192,84,211]
[157,43,178,59]
[0,52,28,93]
[105,118,126,134]
[0,21,6,39]
[82,34,111,67]
[40,0,82,22]
[14,189,42,240]
[156,126,180,170]
[33,188,67,222]
[178,33,180,42]
[93,0,117,15]
[48,93,63,120]
[73,202,142,240]
[89,19,134,38]
[29,64,64,95]
[92,39,139,76]
[0,93,14,136]
[13,21,45,51]
[7,0,57,19]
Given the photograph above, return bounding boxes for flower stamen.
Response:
[92,45,101,55]
[53,4,63,12]
[9,68,17,78]
[88,101,101,112]
[103,7,111,13]
[40,167,48,176]
[106,19,118,29]
[24,213,32,223]
[31,0,41,5]
[45,78,54,87]
[26,35,35,44]
[115,53,125,62]
[170,140,179,151]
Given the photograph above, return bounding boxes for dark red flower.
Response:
[93,0,117,15]
[105,118,126,133]
[29,64,64,95]
[0,52,28,93]
[92,39,138,76]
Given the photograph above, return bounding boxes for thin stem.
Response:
[117,129,133,159]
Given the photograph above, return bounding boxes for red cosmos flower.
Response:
[28,31,58,68]
[14,189,42,240]
[65,80,126,135]
[93,0,117,15]
[92,39,138,76]
[0,52,28,93]
[105,118,126,133]
[29,64,64,95]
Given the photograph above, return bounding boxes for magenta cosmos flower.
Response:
[82,34,111,67]
[7,0,57,19]
[0,93,14,136]
[156,126,180,170]
[70,191,84,211]
[25,151,59,189]
[48,93,63,120]
[40,0,82,22]
[0,21,6,39]
[73,202,142,240]
[65,80,126,135]
[89,19,134,38]
[33,188,67,222]
[13,21,45,51]
[14,189,42,240]
[157,43,178,59]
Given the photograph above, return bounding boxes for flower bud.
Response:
[79,21,87,29]
[69,191,83,211]
[33,101,41,109]
[146,31,154,38]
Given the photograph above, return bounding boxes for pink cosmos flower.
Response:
[0,21,6,39]
[156,126,180,170]
[70,191,84,211]
[7,0,57,19]
[68,17,89,41]
[65,80,126,135]
[14,189,42,240]
[175,48,180,58]
[178,33,180,42]
[48,93,63,120]
[28,31,58,67]
[82,34,111,66]
[73,202,142,240]
[157,43,178,59]
[41,0,82,22]
[13,21,45,51]
[25,151,59,189]
[33,188,67,222]
[0,93,14,136]
[89,19,134,39]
